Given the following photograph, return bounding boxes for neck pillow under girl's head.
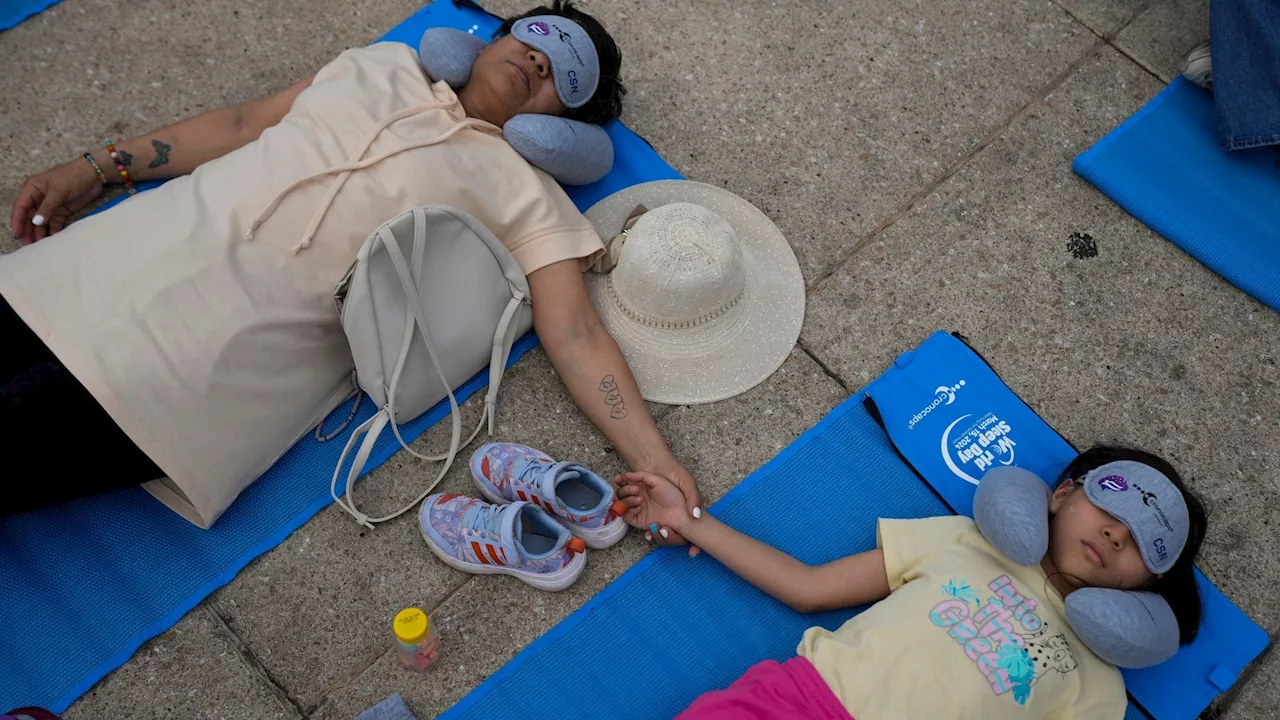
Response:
[973,463,1190,669]
[418,21,614,185]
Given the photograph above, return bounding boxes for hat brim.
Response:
[584,181,805,405]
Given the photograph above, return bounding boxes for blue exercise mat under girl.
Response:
[439,331,1268,720]
[0,0,681,712]
[1073,77,1280,313]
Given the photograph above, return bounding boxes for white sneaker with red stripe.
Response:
[419,493,586,592]
[470,443,629,549]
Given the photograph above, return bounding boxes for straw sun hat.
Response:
[584,180,805,405]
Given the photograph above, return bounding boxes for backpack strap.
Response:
[330,215,457,527]
[483,292,528,433]
[330,207,528,528]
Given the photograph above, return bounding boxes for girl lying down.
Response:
[616,446,1206,719]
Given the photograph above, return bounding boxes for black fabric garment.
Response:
[2,294,163,516]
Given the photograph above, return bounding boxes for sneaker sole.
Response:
[418,513,586,592]
[469,450,628,550]
[1180,41,1212,90]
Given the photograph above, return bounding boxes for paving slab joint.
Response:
[1049,0,1161,42]
[797,340,857,397]
[305,574,481,713]
[205,599,310,718]
[807,37,1114,298]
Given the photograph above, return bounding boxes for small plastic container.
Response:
[394,607,440,671]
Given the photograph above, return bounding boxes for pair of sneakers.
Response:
[418,443,628,592]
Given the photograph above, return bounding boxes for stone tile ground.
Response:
[4,0,1274,717]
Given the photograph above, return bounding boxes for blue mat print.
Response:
[1074,76,1280,313]
[442,332,1268,720]
[0,0,680,712]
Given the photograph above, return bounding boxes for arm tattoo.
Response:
[118,149,133,167]
[598,375,629,419]
[147,139,171,169]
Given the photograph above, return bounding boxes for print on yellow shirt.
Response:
[798,517,1127,720]
[929,574,1079,705]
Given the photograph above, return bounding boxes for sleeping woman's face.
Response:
[463,34,567,125]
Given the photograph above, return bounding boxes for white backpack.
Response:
[329,205,532,528]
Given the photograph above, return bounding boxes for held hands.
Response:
[616,470,704,553]
[10,159,104,244]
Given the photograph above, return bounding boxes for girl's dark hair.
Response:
[496,0,627,125]
[1056,446,1207,645]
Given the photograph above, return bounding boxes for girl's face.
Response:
[1046,480,1157,591]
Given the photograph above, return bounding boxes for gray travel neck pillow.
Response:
[972,466,1181,669]
[418,26,614,185]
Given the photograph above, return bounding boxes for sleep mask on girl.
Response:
[1082,460,1190,575]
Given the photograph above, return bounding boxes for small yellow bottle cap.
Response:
[394,608,429,644]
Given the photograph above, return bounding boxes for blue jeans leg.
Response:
[1211,0,1280,150]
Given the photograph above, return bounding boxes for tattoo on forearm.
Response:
[118,149,133,167]
[598,375,629,419]
[147,139,171,169]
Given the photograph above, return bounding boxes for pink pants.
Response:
[675,657,854,720]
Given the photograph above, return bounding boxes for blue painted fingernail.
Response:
[649,524,659,534]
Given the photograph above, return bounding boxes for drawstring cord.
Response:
[244,102,494,253]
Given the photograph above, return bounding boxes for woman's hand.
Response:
[616,471,697,539]
[11,159,104,244]
[8,73,316,247]
[658,461,704,522]
[637,460,705,555]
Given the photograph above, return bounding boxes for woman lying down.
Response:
[618,446,1207,719]
[1,1,705,529]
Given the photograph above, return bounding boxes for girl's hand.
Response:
[636,460,705,556]
[11,159,105,244]
[616,471,695,538]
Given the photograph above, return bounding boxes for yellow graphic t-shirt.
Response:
[797,516,1126,719]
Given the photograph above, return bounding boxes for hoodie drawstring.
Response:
[245,102,494,254]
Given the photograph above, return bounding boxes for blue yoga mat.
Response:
[1074,76,1280,313]
[0,0,58,30]
[440,332,1268,720]
[0,1,680,712]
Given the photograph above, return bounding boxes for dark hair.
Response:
[496,0,626,125]
[1056,446,1207,645]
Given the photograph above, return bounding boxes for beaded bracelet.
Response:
[82,152,107,185]
[103,139,137,196]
